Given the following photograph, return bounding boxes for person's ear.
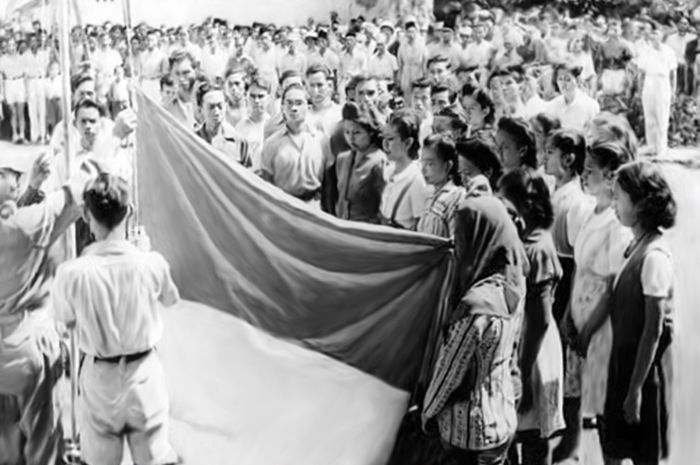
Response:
[562,152,576,169]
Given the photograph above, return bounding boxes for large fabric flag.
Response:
[134,90,455,464]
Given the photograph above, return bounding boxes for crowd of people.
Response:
[0,4,685,465]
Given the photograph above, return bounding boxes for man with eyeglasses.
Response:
[195,81,251,168]
[260,83,326,208]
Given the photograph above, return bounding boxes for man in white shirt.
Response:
[52,173,179,465]
[92,33,123,107]
[665,16,696,95]
[460,23,496,69]
[367,35,398,84]
[307,30,340,83]
[195,81,251,168]
[137,29,168,101]
[24,34,49,144]
[0,37,27,143]
[276,32,307,77]
[261,83,326,208]
[200,33,228,82]
[338,31,368,102]
[253,29,280,96]
[0,149,100,465]
[236,76,272,173]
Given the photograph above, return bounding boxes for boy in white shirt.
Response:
[53,174,180,465]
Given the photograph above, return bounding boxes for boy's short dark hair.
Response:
[74,97,105,118]
[83,173,131,230]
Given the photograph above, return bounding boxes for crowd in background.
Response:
[0,4,684,465]
[0,5,699,150]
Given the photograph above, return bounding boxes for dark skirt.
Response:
[600,329,672,462]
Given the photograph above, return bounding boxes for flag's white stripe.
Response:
[159,301,409,465]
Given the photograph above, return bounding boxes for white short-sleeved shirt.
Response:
[614,239,674,298]
[52,240,179,358]
[380,161,431,229]
[548,89,600,131]
[367,53,398,80]
[641,249,674,298]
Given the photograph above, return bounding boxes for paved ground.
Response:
[3,140,698,465]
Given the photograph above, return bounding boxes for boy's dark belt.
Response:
[94,348,153,364]
[296,188,321,202]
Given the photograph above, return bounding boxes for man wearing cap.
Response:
[398,19,428,101]
[0,150,100,465]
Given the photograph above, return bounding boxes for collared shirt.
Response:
[164,96,196,130]
[0,185,82,318]
[459,40,495,68]
[22,50,49,78]
[137,48,167,79]
[200,46,228,80]
[367,52,398,80]
[547,89,600,131]
[52,240,179,358]
[235,113,270,173]
[307,102,342,137]
[195,121,251,168]
[92,47,123,78]
[253,46,279,81]
[0,53,23,79]
[380,161,431,230]
[339,48,368,79]
[261,124,326,198]
[276,52,307,76]
[308,49,340,73]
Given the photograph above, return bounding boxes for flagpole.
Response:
[57,0,80,461]
[121,0,140,234]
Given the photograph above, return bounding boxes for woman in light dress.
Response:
[561,141,633,461]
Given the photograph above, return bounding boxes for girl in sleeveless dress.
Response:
[582,161,677,465]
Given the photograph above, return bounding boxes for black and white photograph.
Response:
[0,0,699,464]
